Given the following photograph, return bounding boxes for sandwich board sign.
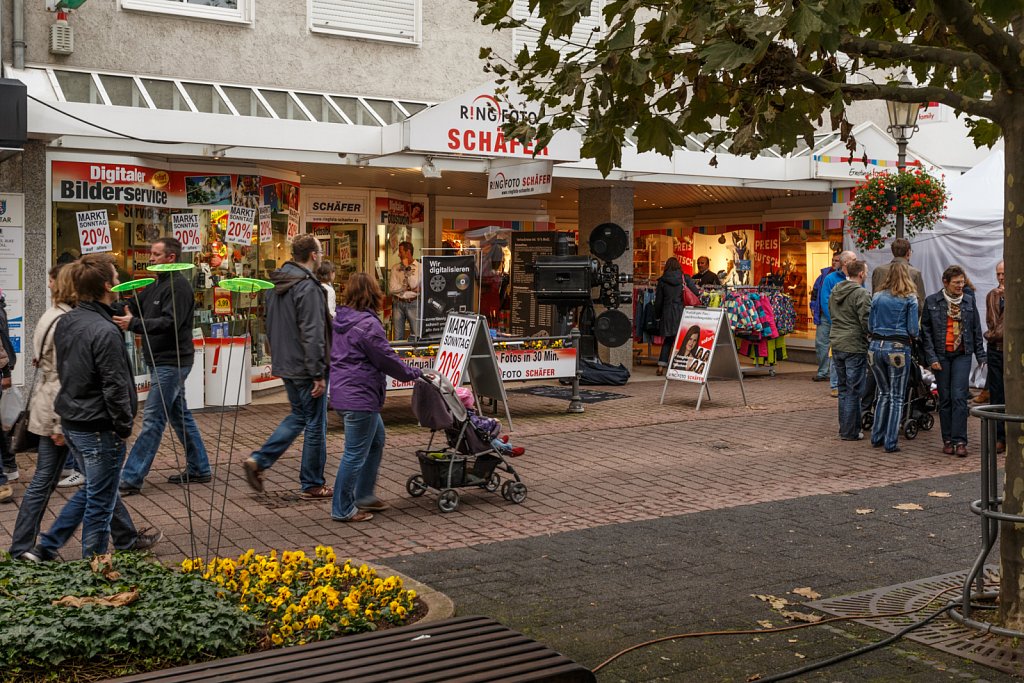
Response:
[433,312,513,431]
[660,307,747,411]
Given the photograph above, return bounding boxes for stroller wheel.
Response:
[920,413,935,431]
[406,475,428,498]
[507,482,528,504]
[861,412,874,430]
[437,488,460,513]
[903,421,919,440]
[500,481,513,501]
[483,473,501,492]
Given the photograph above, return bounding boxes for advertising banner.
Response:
[666,307,722,384]
[258,205,273,243]
[225,205,255,245]
[487,159,553,199]
[171,213,202,252]
[287,208,300,240]
[304,193,368,224]
[432,313,480,387]
[76,209,113,254]
[509,232,557,336]
[387,345,576,389]
[419,254,477,340]
[0,194,25,385]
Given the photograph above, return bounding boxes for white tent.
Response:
[857,150,1005,334]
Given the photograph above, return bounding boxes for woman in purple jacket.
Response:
[329,273,430,522]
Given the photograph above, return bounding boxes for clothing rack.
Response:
[633,284,660,365]
[697,284,795,378]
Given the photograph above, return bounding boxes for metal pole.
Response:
[895,137,907,239]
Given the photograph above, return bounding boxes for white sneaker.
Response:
[4,468,19,482]
[57,471,85,488]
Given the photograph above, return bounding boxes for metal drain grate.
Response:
[809,566,1024,675]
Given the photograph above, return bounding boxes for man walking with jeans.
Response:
[984,260,1006,453]
[810,253,841,383]
[820,251,858,397]
[829,260,872,441]
[116,237,210,495]
[243,235,332,498]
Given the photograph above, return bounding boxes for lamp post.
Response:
[885,75,922,239]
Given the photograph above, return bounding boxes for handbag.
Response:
[682,285,700,308]
[7,316,60,453]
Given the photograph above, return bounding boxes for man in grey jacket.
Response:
[829,260,872,441]
[243,235,332,498]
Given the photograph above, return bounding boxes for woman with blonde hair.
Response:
[867,261,920,453]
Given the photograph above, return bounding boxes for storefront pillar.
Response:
[578,186,634,368]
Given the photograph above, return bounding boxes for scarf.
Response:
[942,289,963,350]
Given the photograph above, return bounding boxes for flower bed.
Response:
[845,169,948,250]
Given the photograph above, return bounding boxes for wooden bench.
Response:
[111,615,597,682]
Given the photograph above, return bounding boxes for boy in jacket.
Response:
[829,260,872,441]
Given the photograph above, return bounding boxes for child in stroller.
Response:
[409,374,528,512]
[455,387,525,458]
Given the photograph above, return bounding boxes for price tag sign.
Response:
[258,205,273,244]
[287,208,300,240]
[432,313,480,387]
[225,205,255,246]
[172,213,202,252]
[75,209,112,254]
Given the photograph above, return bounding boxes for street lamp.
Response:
[886,75,922,239]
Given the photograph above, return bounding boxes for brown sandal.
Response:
[336,511,374,523]
[300,485,333,499]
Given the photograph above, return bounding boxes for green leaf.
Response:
[634,115,683,156]
[698,40,755,71]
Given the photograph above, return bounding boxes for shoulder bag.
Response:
[7,316,60,453]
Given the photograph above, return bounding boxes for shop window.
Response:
[180,82,233,115]
[53,70,101,105]
[97,75,149,108]
[309,0,421,46]
[295,92,348,123]
[221,86,273,118]
[512,0,604,57]
[364,99,407,125]
[399,101,428,117]
[330,96,382,126]
[119,0,253,25]
[141,78,191,111]
[257,90,311,121]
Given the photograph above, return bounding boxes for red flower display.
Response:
[845,169,948,250]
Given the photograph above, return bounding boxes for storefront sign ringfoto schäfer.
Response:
[487,159,554,199]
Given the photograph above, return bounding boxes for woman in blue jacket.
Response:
[329,273,432,522]
[867,262,919,453]
[920,265,984,457]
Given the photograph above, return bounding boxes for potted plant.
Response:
[845,168,949,250]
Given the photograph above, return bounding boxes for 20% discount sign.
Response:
[75,210,112,254]
[225,205,256,245]
[171,213,202,252]
[432,314,479,387]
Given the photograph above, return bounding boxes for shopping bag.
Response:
[0,385,24,432]
[970,361,987,389]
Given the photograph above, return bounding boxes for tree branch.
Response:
[838,35,997,74]
[931,0,1024,83]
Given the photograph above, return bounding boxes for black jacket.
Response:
[127,271,195,367]
[266,261,329,380]
[654,271,684,337]
[0,299,16,378]
[54,300,138,438]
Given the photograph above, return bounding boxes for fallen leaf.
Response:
[787,638,798,643]
[52,589,139,608]
[794,653,806,659]
[893,503,924,511]
[780,610,823,623]
[752,594,791,610]
[855,508,874,515]
[928,491,952,498]
[757,620,774,629]
[747,675,763,682]
[89,554,121,581]
[792,587,821,600]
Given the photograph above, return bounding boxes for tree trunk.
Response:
[998,108,1024,628]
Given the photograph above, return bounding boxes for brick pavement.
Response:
[0,367,986,565]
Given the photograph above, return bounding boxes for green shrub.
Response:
[0,552,260,681]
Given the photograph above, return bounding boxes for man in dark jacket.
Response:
[694,256,720,286]
[870,238,926,304]
[984,260,1005,452]
[115,238,210,495]
[810,253,841,383]
[27,253,156,559]
[243,234,332,498]
[0,294,16,502]
[829,260,872,441]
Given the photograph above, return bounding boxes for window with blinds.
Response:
[511,0,604,57]
[310,0,421,45]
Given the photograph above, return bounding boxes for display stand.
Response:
[660,307,748,411]
[433,313,514,431]
[204,336,252,407]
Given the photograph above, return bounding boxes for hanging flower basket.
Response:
[845,169,949,251]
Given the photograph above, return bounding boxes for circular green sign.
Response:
[218,277,274,293]
[147,263,196,272]
[111,278,155,293]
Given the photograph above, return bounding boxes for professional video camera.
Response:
[533,222,633,351]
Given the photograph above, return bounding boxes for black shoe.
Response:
[130,528,163,551]
[167,471,212,484]
[119,483,142,496]
[812,375,828,382]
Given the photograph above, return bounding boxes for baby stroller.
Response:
[862,344,937,440]
[408,374,528,513]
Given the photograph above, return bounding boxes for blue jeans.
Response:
[37,429,138,559]
[987,346,1005,442]
[8,436,67,557]
[935,352,972,446]
[392,299,419,339]
[252,378,326,491]
[868,340,911,451]
[332,411,385,520]
[121,365,210,488]
[833,351,867,439]
[814,321,832,379]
